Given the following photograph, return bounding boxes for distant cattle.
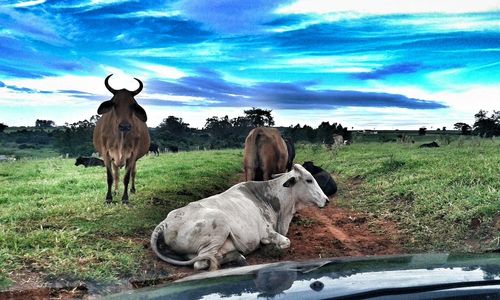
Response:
[419,141,439,148]
[93,74,150,204]
[0,155,16,162]
[284,137,295,171]
[75,156,104,168]
[149,143,159,156]
[302,161,337,197]
[151,164,329,270]
[332,134,344,147]
[244,127,289,181]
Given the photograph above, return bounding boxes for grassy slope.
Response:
[296,141,499,252]
[1,141,499,288]
[0,150,243,288]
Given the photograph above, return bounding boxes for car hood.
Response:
[107,253,500,299]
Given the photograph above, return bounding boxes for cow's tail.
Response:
[253,131,264,180]
[150,222,215,267]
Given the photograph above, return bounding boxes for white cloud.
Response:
[277,0,500,15]
[4,74,108,95]
[102,10,181,19]
[143,93,208,104]
[12,0,46,7]
[127,62,187,80]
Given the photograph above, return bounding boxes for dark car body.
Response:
[107,253,500,299]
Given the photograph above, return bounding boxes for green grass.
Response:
[295,140,500,252]
[0,140,498,290]
[0,150,243,288]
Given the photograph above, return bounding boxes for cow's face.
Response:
[283,164,329,209]
[97,74,147,132]
[75,156,83,166]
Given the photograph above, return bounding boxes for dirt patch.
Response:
[247,204,402,265]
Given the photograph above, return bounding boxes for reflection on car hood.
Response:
[107,253,500,299]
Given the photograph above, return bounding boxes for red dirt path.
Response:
[247,204,403,265]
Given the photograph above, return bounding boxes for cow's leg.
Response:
[193,226,232,270]
[103,157,113,203]
[244,166,252,181]
[122,159,136,204]
[214,238,247,267]
[130,162,137,194]
[261,231,291,249]
[112,164,119,196]
[261,158,272,181]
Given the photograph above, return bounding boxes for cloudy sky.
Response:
[0,0,499,129]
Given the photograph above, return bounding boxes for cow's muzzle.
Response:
[321,197,330,208]
[119,122,132,132]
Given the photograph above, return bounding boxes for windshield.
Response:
[0,1,499,298]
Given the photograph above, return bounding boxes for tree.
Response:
[156,116,191,147]
[204,115,232,138]
[53,115,99,156]
[230,116,253,128]
[473,110,500,138]
[0,123,7,133]
[243,107,274,127]
[35,119,55,128]
[418,127,427,136]
[453,122,472,135]
[316,121,334,143]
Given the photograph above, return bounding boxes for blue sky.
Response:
[0,0,499,129]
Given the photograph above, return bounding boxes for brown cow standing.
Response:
[93,74,150,204]
[243,127,288,181]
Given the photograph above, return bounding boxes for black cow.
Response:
[149,143,160,156]
[75,156,105,168]
[419,141,439,148]
[302,161,337,196]
[284,137,295,171]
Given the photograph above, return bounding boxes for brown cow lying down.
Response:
[244,127,289,181]
[151,164,329,270]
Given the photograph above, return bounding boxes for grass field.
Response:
[0,140,499,290]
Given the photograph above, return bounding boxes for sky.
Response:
[0,0,499,129]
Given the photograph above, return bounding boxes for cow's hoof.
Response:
[122,200,130,206]
[278,237,291,249]
[130,187,136,194]
[236,255,248,266]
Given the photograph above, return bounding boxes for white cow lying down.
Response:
[151,164,329,270]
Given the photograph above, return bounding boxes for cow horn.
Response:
[104,74,117,95]
[132,78,143,96]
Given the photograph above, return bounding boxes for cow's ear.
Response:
[283,176,296,188]
[133,103,147,122]
[97,100,114,114]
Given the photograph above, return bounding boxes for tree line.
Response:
[1,109,497,157]
[0,108,351,156]
[453,110,500,137]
